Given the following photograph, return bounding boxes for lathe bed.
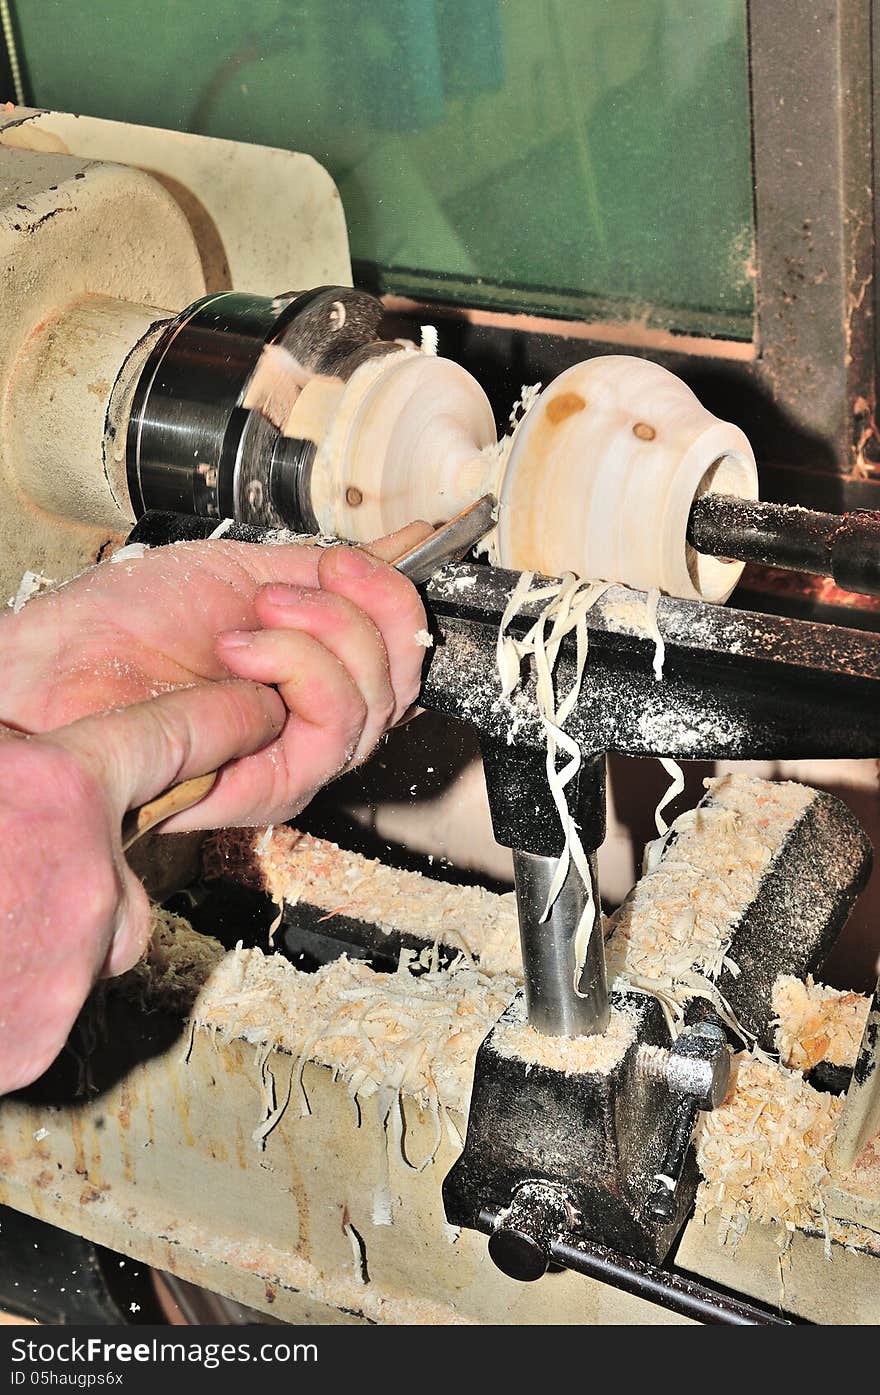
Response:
[2,785,878,1327]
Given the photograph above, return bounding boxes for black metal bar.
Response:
[128,514,880,760]
[548,1234,794,1327]
[476,1207,792,1324]
[423,561,880,761]
[688,494,880,598]
[830,510,880,596]
[688,493,838,575]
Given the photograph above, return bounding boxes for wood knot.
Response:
[633,421,656,441]
[545,391,586,425]
[345,486,364,507]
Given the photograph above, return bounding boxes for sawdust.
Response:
[695,1055,842,1244]
[204,826,522,978]
[605,774,815,1023]
[117,907,225,1015]
[772,975,870,1072]
[492,996,638,1076]
[191,943,517,1117]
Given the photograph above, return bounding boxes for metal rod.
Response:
[512,849,609,1037]
[547,1234,794,1326]
[475,1207,794,1324]
[688,493,835,573]
[687,492,880,597]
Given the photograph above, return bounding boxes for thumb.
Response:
[47,679,286,821]
[46,680,284,980]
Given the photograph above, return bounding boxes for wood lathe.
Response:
[1,108,880,1327]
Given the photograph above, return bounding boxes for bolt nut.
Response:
[637,1025,731,1111]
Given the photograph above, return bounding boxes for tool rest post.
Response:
[496,751,610,1038]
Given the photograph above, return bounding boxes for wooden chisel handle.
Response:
[121,772,218,851]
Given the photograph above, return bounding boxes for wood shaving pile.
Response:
[595,591,659,635]
[772,974,870,1071]
[117,876,880,1257]
[605,774,814,1020]
[695,1055,842,1244]
[191,942,517,1117]
[118,907,225,1015]
[204,826,522,978]
[492,996,638,1076]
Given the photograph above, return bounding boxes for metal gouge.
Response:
[391,493,497,583]
[121,494,497,852]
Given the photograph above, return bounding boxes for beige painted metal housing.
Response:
[0,108,351,597]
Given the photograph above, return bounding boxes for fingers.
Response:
[46,680,286,820]
[317,544,429,723]
[209,626,368,824]
[99,863,154,979]
[250,586,395,761]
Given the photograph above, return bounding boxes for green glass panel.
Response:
[13,0,754,337]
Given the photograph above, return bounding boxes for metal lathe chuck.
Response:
[126,286,397,530]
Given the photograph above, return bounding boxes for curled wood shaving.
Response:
[496,570,611,993]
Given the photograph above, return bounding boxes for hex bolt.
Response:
[636,1021,730,1111]
[638,1022,731,1226]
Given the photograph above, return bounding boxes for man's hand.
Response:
[0,524,431,829]
[0,523,432,1092]
[0,681,285,1095]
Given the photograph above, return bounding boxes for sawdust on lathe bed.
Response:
[204,826,522,978]
[190,941,517,1115]
[605,774,814,991]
